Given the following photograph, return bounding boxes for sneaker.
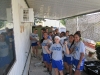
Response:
[32,55,36,58]
[49,71,52,75]
[65,72,69,75]
[43,70,49,72]
[43,65,46,68]
[42,61,44,63]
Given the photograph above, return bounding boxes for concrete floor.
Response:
[29,50,88,75]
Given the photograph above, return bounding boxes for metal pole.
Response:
[59,20,60,31]
[76,17,79,31]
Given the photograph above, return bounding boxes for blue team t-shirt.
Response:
[73,41,85,60]
[63,41,75,57]
[42,39,52,54]
[30,33,38,43]
[49,43,65,60]
[0,42,9,57]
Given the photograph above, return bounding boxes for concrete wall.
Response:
[8,0,32,75]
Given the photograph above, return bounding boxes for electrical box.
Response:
[21,8,34,22]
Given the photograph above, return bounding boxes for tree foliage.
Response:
[35,18,46,23]
[0,21,5,29]
[60,19,66,26]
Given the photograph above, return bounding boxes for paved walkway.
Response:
[29,50,88,75]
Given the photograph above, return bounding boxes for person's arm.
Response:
[63,41,69,54]
[79,53,84,64]
[77,42,85,69]
[70,48,75,54]
[65,45,69,54]
[44,46,51,54]
[30,36,37,41]
[77,53,84,69]
[30,36,33,40]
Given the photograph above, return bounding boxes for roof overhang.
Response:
[25,0,100,20]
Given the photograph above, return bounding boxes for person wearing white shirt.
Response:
[42,32,52,75]
[44,36,69,75]
[0,34,10,75]
[73,32,85,75]
[60,32,66,46]
[30,29,39,57]
[63,34,75,75]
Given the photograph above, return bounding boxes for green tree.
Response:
[0,21,5,29]
[35,18,46,23]
[60,19,66,26]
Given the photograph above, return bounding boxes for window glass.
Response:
[0,0,15,75]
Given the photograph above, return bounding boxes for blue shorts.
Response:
[52,59,63,71]
[31,42,38,46]
[0,55,10,67]
[63,55,66,62]
[43,54,51,64]
[63,55,73,65]
[72,58,85,71]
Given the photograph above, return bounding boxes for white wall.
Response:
[8,0,32,75]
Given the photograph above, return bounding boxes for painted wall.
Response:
[8,0,32,75]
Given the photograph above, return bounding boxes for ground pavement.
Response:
[29,50,88,75]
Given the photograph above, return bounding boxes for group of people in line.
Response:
[30,27,85,75]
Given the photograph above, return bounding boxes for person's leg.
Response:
[48,64,52,72]
[69,65,72,75]
[35,46,38,57]
[43,54,50,72]
[64,62,69,73]
[44,61,49,71]
[68,57,73,75]
[56,60,64,75]
[32,46,36,57]
[73,58,84,75]
[48,63,52,75]
[54,68,59,75]
[74,70,81,75]
[64,56,69,74]
[59,70,64,75]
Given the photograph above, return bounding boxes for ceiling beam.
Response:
[24,0,30,8]
[59,9,100,20]
[25,0,100,20]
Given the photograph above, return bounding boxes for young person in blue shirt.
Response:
[30,29,39,57]
[65,31,69,41]
[42,32,52,75]
[73,32,85,75]
[0,34,10,75]
[48,32,53,41]
[60,32,66,45]
[44,36,69,75]
[63,34,75,75]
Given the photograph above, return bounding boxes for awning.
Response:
[25,0,100,19]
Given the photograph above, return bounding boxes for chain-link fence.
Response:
[66,12,100,42]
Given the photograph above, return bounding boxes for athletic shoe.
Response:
[49,71,52,75]
[65,72,69,75]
